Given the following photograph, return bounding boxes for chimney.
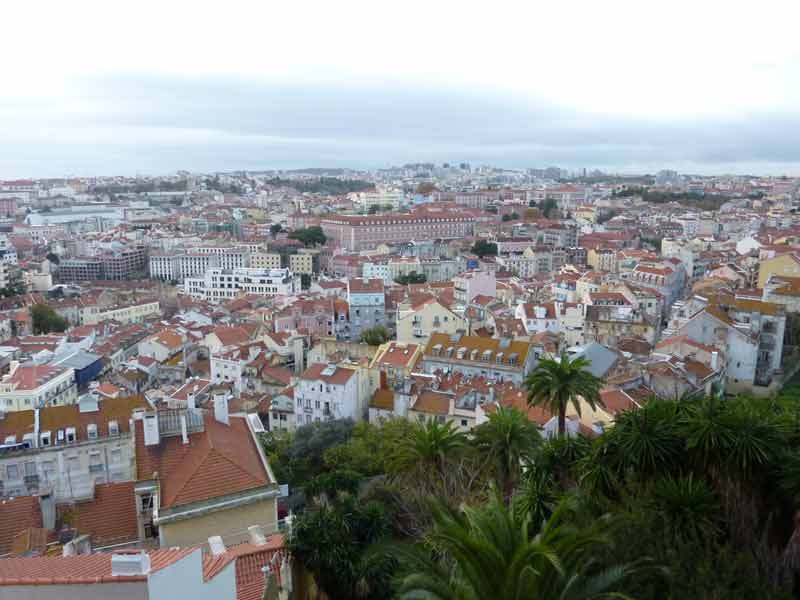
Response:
[711,351,719,371]
[248,524,267,546]
[208,535,226,556]
[187,393,196,410]
[214,394,229,425]
[180,414,189,445]
[111,551,151,576]
[143,413,160,446]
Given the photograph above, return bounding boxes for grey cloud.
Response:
[2,73,800,176]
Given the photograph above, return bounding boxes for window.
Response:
[24,462,36,477]
[110,449,122,464]
[461,419,468,427]
[40,431,51,447]
[6,464,19,480]
[108,421,119,436]
[87,424,98,440]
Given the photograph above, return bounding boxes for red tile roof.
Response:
[300,363,355,385]
[60,482,139,548]
[203,535,286,600]
[6,364,69,391]
[0,548,196,585]
[135,414,273,509]
[0,496,43,556]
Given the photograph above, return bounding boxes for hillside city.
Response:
[1,165,800,598]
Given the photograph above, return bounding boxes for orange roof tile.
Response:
[0,496,42,556]
[0,548,196,585]
[135,414,272,509]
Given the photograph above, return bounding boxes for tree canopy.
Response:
[394,271,427,285]
[360,325,391,346]
[288,226,327,247]
[31,303,67,334]
[470,240,498,258]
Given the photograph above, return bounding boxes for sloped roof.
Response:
[135,414,273,509]
[0,496,42,556]
[0,548,196,585]
[61,481,138,548]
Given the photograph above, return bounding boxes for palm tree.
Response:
[525,351,605,438]
[474,405,541,502]
[388,418,469,480]
[394,489,651,600]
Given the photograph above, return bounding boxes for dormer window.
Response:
[66,427,76,444]
[87,424,98,440]
[40,431,51,447]
[108,421,119,436]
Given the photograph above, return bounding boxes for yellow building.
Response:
[396,295,467,345]
[251,252,282,270]
[289,252,314,275]
[758,253,800,288]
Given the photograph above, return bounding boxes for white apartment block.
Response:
[150,249,250,282]
[82,300,161,326]
[184,267,300,303]
[0,362,77,412]
[294,363,360,425]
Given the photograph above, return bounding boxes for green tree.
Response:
[394,490,650,600]
[525,351,605,437]
[31,304,68,334]
[360,325,391,346]
[288,226,327,247]
[394,271,427,285]
[501,212,519,222]
[388,419,469,481]
[474,406,540,502]
[541,197,558,218]
[470,239,498,258]
[269,223,283,237]
[290,496,397,599]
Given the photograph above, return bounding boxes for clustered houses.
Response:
[4,167,800,590]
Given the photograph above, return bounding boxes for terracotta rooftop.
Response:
[348,278,384,294]
[0,548,196,586]
[135,414,273,509]
[300,363,355,385]
[5,364,69,391]
[412,390,451,415]
[370,388,395,411]
[210,326,252,348]
[0,395,149,445]
[203,535,286,600]
[60,481,139,548]
[0,496,43,556]
[374,342,420,368]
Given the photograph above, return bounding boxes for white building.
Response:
[0,362,77,412]
[184,268,300,303]
[294,363,360,425]
[358,188,405,212]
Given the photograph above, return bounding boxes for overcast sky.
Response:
[3,0,800,178]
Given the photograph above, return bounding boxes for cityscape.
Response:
[3,0,800,599]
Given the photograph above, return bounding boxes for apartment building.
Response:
[422,333,537,385]
[0,363,77,412]
[184,268,300,303]
[677,295,785,390]
[346,278,386,340]
[135,406,280,547]
[58,246,148,282]
[250,251,283,270]
[294,363,360,425]
[0,395,147,502]
[82,299,161,325]
[321,213,473,251]
[453,270,495,305]
[396,295,467,345]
